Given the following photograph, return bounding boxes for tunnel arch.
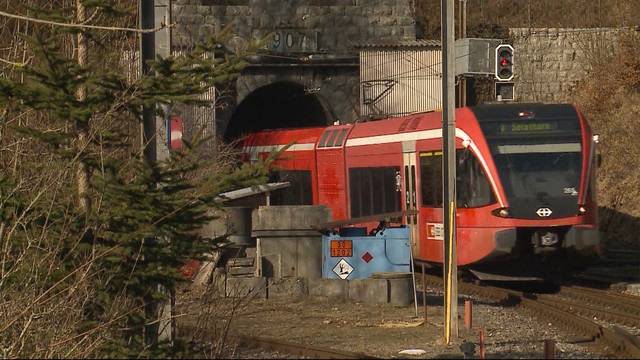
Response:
[224,81,329,141]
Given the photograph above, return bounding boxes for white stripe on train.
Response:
[243,128,505,206]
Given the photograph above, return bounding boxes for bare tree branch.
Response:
[0,9,171,33]
[0,56,27,67]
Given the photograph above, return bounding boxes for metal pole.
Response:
[410,247,418,317]
[140,0,171,163]
[140,0,156,162]
[464,299,472,329]
[460,0,467,107]
[422,263,427,322]
[544,340,556,359]
[140,0,173,345]
[457,0,467,107]
[479,329,486,359]
[442,0,458,344]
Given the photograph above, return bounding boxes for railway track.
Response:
[421,274,640,358]
[180,325,379,359]
[551,285,640,327]
[572,247,640,286]
[234,335,379,359]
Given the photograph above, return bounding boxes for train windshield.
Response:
[420,151,495,208]
[481,118,583,219]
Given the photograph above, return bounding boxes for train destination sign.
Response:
[482,118,581,139]
[498,121,559,134]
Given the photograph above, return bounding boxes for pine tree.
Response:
[0,1,267,356]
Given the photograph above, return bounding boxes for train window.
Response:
[421,151,495,207]
[269,170,313,205]
[349,167,401,218]
[318,130,333,148]
[457,151,495,207]
[420,152,443,207]
[332,128,348,147]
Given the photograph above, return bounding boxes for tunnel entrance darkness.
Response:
[224,81,328,141]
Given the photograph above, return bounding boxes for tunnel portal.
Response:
[224,81,329,141]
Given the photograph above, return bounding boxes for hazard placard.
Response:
[332,259,354,280]
[330,240,353,257]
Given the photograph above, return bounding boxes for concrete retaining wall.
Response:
[226,276,414,306]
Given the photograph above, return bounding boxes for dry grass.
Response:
[574,32,640,248]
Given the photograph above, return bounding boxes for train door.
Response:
[418,151,445,263]
[402,142,420,255]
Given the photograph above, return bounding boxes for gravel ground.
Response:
[184,287,606,359]
[222,347,304,359]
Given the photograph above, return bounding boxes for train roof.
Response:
[240,103,582,147]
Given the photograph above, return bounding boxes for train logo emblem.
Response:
[536,207,553,217]
[332,259,354,279]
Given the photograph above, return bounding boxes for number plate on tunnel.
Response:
[330,240,353,257]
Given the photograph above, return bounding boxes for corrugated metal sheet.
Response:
[173,50,217,142]
[121,50,217,144]
[357,39,441,49]
[359,47,442,118]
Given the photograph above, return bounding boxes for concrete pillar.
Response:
[252,206,331,280]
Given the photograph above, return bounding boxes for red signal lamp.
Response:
[495,44,514,81]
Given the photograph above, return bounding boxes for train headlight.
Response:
[492,207,510,218]
[578,205,587,215]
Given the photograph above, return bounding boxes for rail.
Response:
[235,335,379,359]
[421,273,640,358]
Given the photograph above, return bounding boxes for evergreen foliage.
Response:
[0,1,266,357]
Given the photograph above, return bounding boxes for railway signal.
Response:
[495,44,514,81]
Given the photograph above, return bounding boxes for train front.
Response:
[469,104,601,276]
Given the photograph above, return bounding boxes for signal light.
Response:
[495,44,514,81]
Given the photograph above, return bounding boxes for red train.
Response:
[239,103,601,274]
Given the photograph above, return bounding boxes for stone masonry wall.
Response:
[510,28,632,103]
[170,0,417,135]
[172,0,416,53]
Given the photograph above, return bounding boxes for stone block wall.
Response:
[233,66,359,124]
[172,0,416,53]
[510,28,631,103]
[170,0,417,135]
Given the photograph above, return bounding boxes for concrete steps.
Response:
[227,256,256,278]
